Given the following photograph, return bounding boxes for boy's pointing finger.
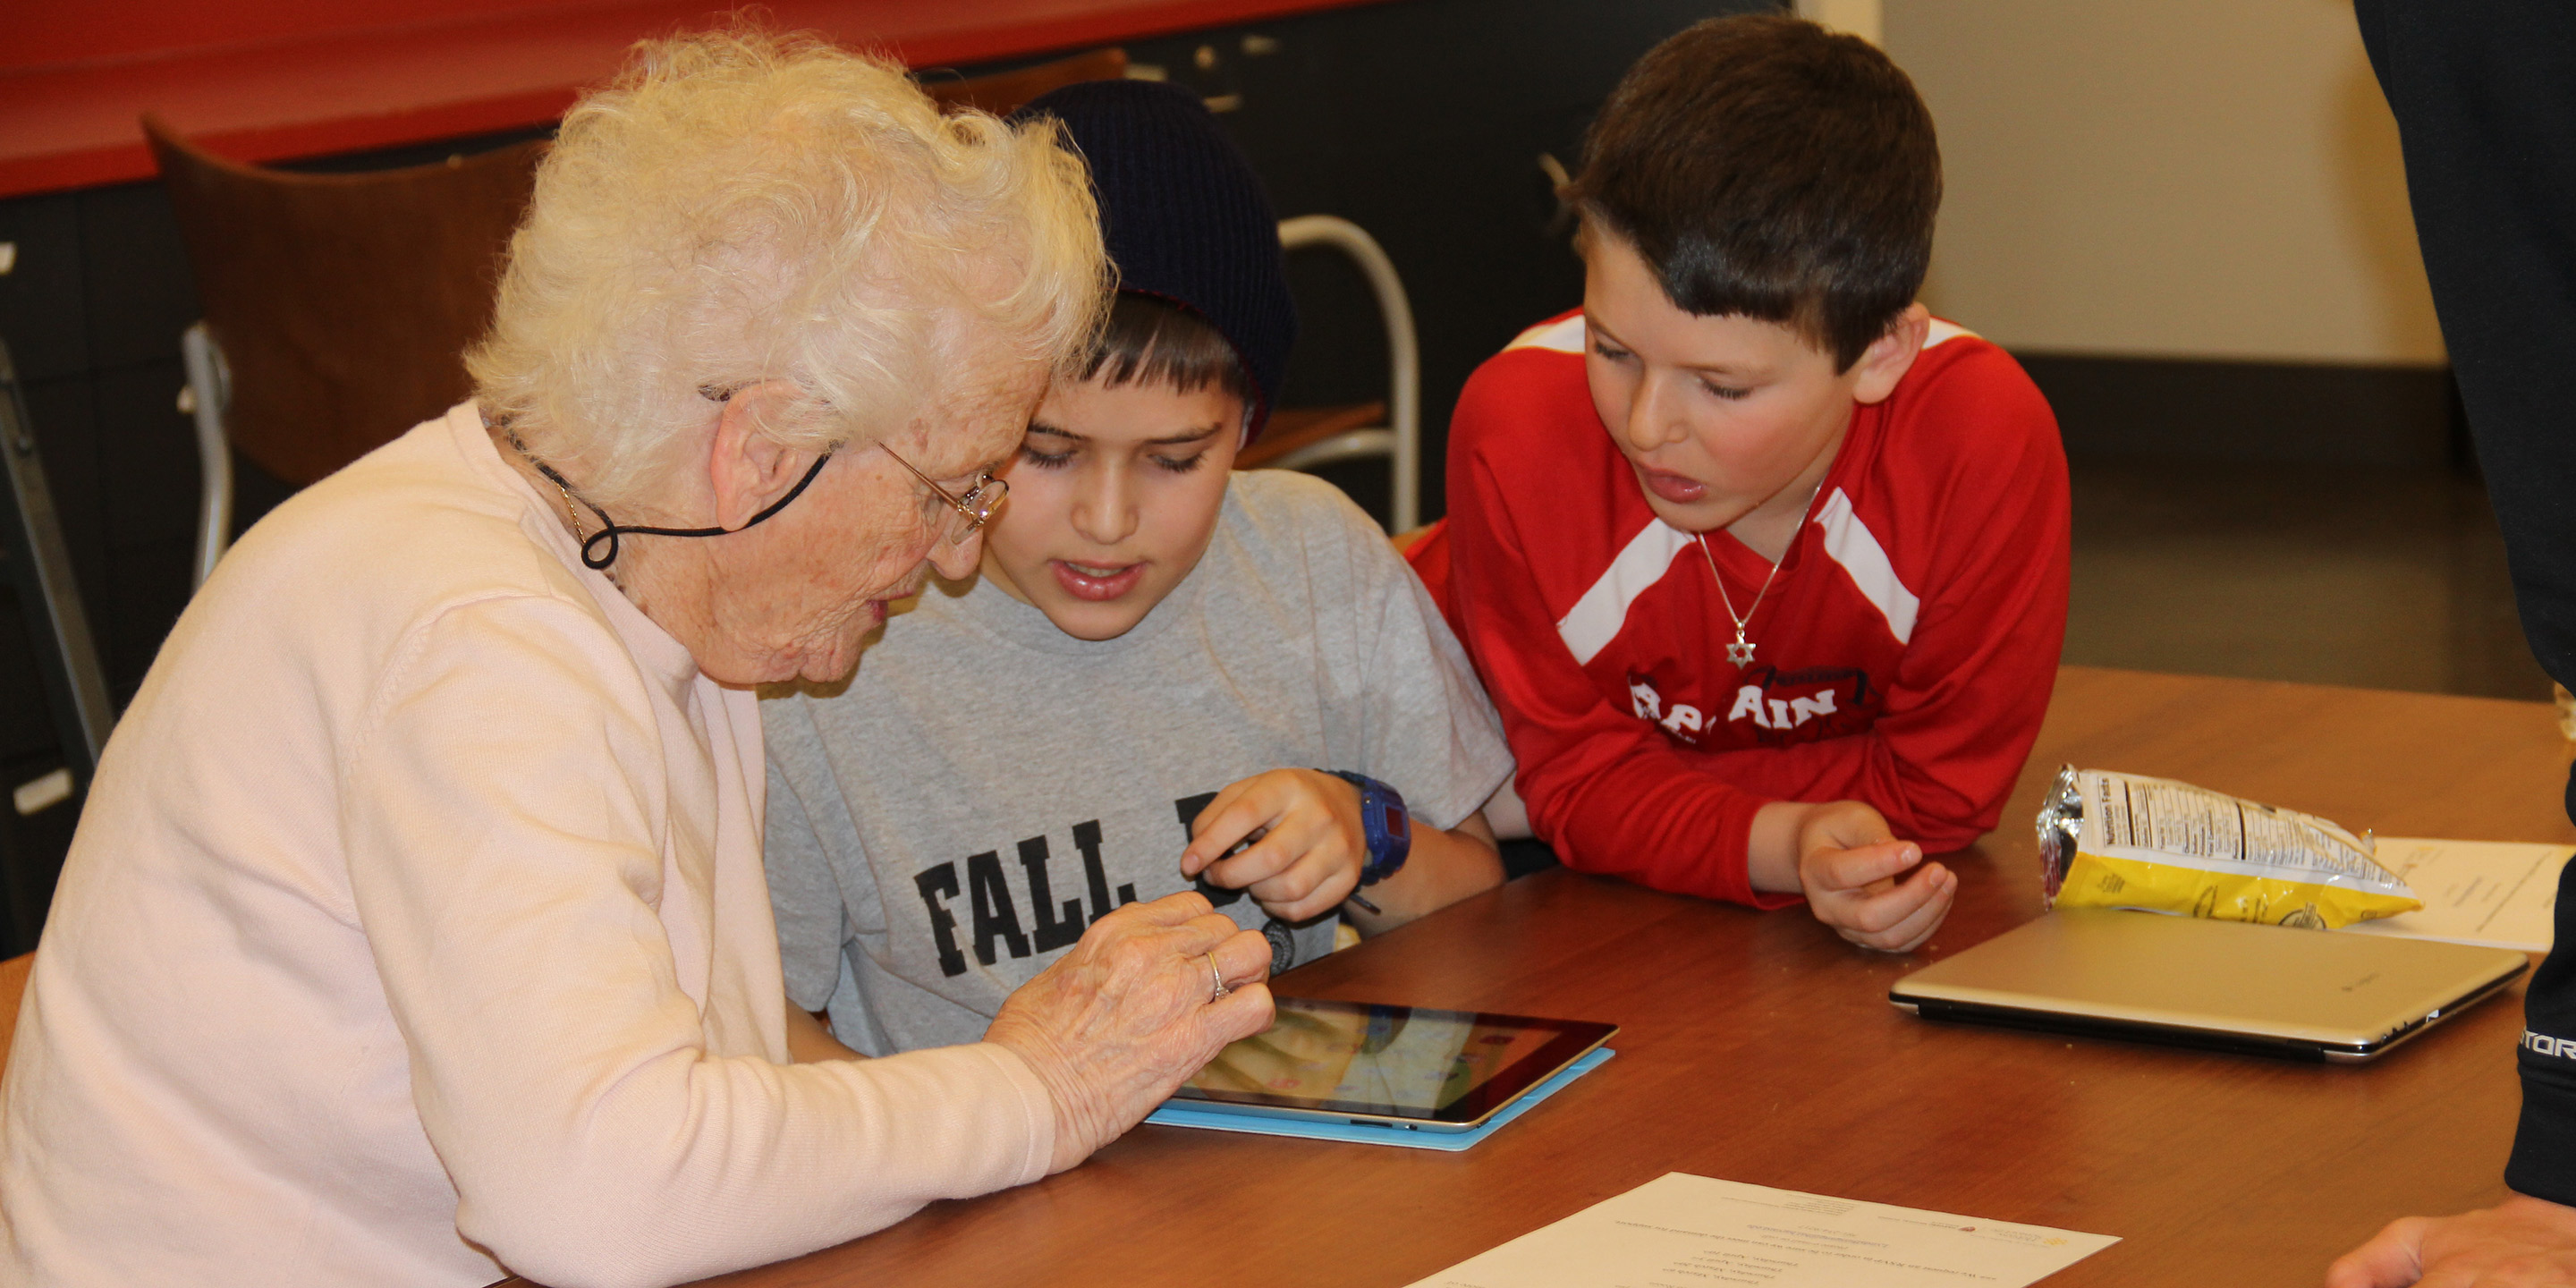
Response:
[1809,841,1926,894]
[1839,867,1954,951]
[1179,805,1258,878]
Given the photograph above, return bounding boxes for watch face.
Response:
[1385,806,1411,843]
[1262,917,1297,973]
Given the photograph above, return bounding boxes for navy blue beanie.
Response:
[1014,80,1298,437]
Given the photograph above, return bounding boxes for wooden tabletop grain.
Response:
[530,666,2576,1288]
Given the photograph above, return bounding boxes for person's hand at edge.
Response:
[1179,768,1370,922]
[2326,1196,2576,1287]
[1180,769,1506,930]
[985,891,1274,1174]
[1750,798,1953,952]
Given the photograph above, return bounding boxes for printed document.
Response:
[1407,1173,2116,1288]
[2346,838,2571,953]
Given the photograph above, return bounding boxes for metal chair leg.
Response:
[0,340,115,773]
[1276,216,1421,531]
[0,338,116,952]
[179,323,235,589]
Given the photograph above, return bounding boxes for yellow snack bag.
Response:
[2037,766,2420,929]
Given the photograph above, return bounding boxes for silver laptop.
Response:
[1889,909,2529,1063]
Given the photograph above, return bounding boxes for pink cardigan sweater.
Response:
[0,406,1056,1287]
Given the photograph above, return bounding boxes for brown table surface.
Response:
[638,666,2576,1287]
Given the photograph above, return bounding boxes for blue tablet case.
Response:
[1140,1047,1614,1151]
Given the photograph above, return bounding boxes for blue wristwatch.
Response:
[1322,770,1411,886]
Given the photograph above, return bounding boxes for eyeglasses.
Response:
[698,385,1004,546]
[880,445,1008,545]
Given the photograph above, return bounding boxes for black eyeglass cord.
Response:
[504,430,835,571]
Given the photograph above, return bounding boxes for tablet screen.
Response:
[1169,997,1615,1123]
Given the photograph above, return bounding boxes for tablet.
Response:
[1166,997,1617,1131]
[1889,908,2529,1063]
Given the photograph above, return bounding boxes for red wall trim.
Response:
[0,0,1387,199]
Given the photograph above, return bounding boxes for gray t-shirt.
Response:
[762,470,1514,1055]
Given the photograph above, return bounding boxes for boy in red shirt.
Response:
[1411,14,2070,952]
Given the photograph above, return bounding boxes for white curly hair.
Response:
[468,28,1107,513]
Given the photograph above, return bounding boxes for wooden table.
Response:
[660,667,2576,1287]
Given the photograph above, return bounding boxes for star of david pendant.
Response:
[1726,637,1757,666]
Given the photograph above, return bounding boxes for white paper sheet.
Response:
[1406,1173,2117,1288]
[2343,837,2572,953]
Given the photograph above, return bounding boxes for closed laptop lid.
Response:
[1891,909,2528,1050]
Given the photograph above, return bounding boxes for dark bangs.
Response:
[1081,292,1254,402]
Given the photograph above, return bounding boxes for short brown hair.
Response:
[1080,292,1254,406]
[1571,14,1940,370]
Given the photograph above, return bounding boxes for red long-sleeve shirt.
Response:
[1410,311,2071,905]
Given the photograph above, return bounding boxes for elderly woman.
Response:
[0,32,1274,1288]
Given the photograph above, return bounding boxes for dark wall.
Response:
[1,184,200,718]
[2017,353,2468,470]
[0,0,1774,951]
[0,181,208,952]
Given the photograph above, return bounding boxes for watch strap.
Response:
[1322,770,1411,886]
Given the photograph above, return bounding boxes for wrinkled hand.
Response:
[1798,800,1953,953]
[2326,1197,2576,1287]
[1179,769,1367,922]
[985,892,1275,1174]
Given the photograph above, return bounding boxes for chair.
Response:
[145,115,548,587]
[0,951,31,1080]
[1238,216,1421,531]
[929,64,1423,524]
[922,47,1130,116]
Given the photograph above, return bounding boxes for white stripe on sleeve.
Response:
[1506,314,1587,354]
[1555,520,1696,665]
[1814,487,1919,645]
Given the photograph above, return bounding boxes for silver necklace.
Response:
[1697,534,1783,667]
[1695,476,1835,667]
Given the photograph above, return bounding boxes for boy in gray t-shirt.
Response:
[759,80,1512,1056]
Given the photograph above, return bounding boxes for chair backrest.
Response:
[922,47,1129,117]
[142,115,546,487]
[0,951,31,1080]
[140,49,1121,487]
